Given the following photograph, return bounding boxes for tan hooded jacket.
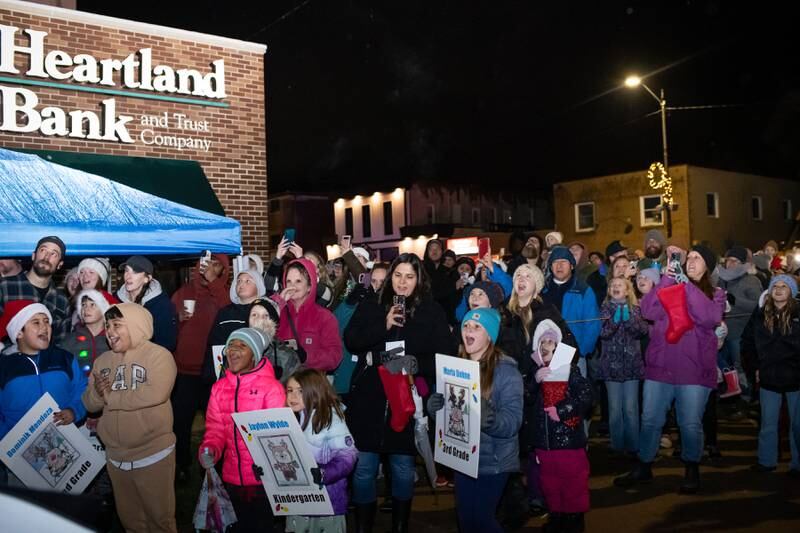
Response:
[82,303,177,462]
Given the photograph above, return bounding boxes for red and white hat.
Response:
[0,300,52,341]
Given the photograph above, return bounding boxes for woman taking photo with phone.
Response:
[344,253,456,533]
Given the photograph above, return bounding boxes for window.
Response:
[574,202,595,232]
[269,199,281,212]
[503,209,512,224]
[471,208,481,225]
[362,204,372,238]
[783,199,793,221]
[640,195,664,227]
[345,207,354,236]
[751,196,763,221]
[427,204,436,224]
[706,192,719,218]
[452,203,462,224]
[383,201,394,235]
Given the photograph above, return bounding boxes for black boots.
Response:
[679,462,700,494]
[354,502,376,533]
[390,498,412,533]
[613,461,653,487]
[543,512,585,533]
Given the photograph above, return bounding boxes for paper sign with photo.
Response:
[232,408,334,516]
[434,354,481,478]
[0,393,104,494]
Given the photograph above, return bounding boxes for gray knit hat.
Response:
[226,327,268,364]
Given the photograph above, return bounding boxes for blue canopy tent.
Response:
[0,148,241,257]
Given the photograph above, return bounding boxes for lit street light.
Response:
[625,74,672,236]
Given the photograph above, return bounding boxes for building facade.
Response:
[331,183,553,261]
[268,192,335,256]
[0,0,268,255]
[553,165,800,254]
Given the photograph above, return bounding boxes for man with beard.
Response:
[0,237,71,344]
[0,259,22,278]
[644,229,668,269]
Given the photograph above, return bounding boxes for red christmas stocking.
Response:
[657,283,694,343]
[378,366,416,432]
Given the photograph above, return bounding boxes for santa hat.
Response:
[78,258,111,285]
[531,319,563,367]
[0,300,52,341]
[77,289,115,314]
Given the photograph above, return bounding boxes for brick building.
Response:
[0,0,268,256]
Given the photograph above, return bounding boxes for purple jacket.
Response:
[641,277,725,389]
[300,408,358,515]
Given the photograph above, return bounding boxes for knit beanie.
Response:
[547,245,576,269]
[78,258,111,285]
[36,236,66,258]
[467,281,505,309]
[455,256,476,274]
[769,274,799,298]
[227,327,269,364]
[513,263,545,296]
[637,267,661,287]
[724,246,748,264]
[644,229,667,249]
[690,245,717,273]
[461,308,501,344]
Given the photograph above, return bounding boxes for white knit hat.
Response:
[7,302,52,342]
[78,258,111,285]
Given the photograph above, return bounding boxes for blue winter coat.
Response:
[542,277,601,358]
[0,346,88,438]
[479,355,524,475]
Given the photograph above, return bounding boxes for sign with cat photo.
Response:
[434,354,481,478]
[232,407,334,516]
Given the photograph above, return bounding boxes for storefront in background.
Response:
[0,0,268,256]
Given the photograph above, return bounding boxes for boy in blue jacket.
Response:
[0,300,87,442]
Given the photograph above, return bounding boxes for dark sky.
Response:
[78,1,800,194]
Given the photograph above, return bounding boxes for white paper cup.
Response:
[183,300,196,314]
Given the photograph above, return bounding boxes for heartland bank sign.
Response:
[0,24,225,151]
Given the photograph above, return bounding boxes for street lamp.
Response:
[625,74,672,236]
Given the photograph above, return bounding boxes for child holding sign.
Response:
[530,319,593,533]
[199,328,286,532]
[285,368,357,533]
[428,308,523,533]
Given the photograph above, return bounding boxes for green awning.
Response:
[14,148,225,216]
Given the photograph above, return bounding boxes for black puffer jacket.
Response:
[741,306,800,393]
[201,303,250,383]
[344,296,456,454]
[529,364,593,451]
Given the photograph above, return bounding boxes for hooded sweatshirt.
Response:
[274,258,342,371]
[82,303,177,462]
[117,279,177,352]
[171,255,231,375]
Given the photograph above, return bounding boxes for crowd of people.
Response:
[0,229,799,533]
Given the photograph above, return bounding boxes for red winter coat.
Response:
[199,358,286,486]
[274,258,343,372]
[171,255,231,375]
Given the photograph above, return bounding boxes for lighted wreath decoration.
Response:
[647,162,673,206]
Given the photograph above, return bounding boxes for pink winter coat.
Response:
[200,359,286,486]
[274,258,343,371]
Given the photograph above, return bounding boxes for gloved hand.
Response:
[252,464,264,481]
[311,467,324,488]
[296,345,308,363]
[199,448,216,469]
[613,305,622,324]
[544,406,560,422]
[383,355,418,375]
[480,397,496,430]
[535,366,551,383]
[622,304,630,322]
[426,392,445,414]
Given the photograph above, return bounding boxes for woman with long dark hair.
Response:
[615,245,725,494]
[344,253,455,533]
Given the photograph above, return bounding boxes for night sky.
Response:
[78,1,800,194]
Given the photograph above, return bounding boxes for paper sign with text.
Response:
[0,393,104,494]
[232,407,334,516]
[434,354,480,478]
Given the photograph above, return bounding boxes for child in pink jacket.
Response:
[199,328,286,532]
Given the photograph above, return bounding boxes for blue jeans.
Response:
[639,380,711,463]
[606,380,640,452]
[454,472,509,533]
[352,452,416,504]
[758,389,800,470]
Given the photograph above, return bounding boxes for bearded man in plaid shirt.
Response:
[0,236,71,344]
